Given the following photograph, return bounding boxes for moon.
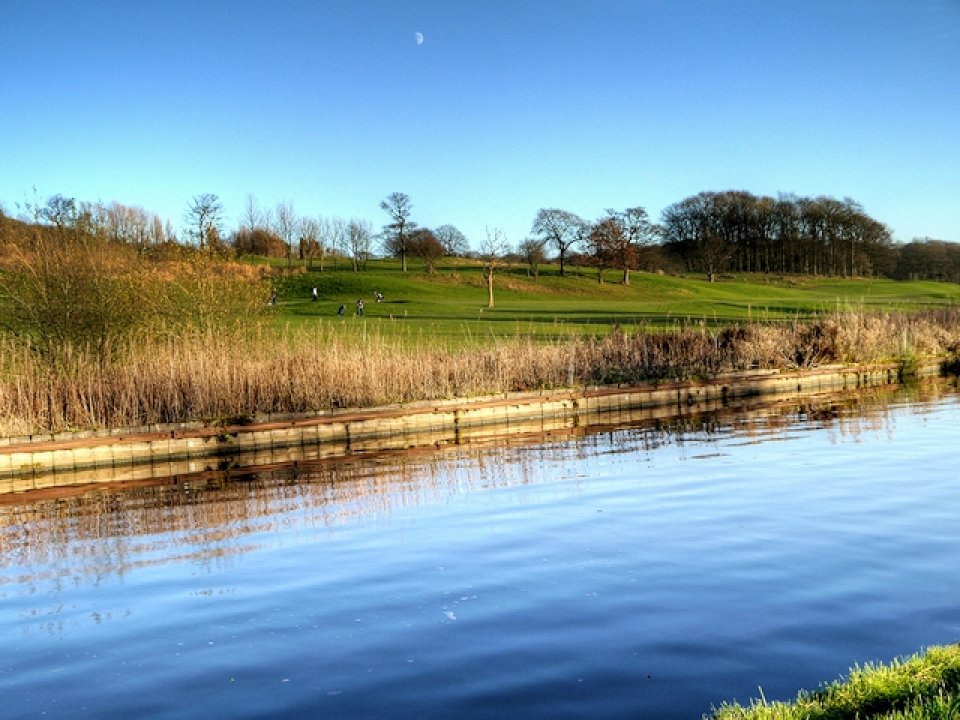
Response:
[415,31,423,46]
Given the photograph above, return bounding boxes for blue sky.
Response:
[2,1,958,247]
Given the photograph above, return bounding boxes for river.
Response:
[2,381,959,718]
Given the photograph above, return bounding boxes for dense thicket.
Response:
[660,191,898,280]
[892,238,960,282]
[0,196,268,370]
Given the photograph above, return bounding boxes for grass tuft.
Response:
[707,645,960,720]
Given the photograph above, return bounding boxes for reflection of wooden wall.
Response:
[3,378,950,594]
[0,440,574,589]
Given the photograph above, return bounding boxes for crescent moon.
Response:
[415,31,424,46]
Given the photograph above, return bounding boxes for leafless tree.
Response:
[380,192,416,272]
[88,201,169,248]
[435,224,469,257]
[326,217,346,270]
[531,208,587,277]
[346,218,373,272]
[241,193,271,233]
[299,216,321,269]
[481,227,509,308]
[517,237,547,279]
[274,200,298,265]
[184,193,223,249]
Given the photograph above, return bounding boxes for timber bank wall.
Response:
[0,361,947,494]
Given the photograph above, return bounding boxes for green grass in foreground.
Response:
[708,644,960,720]
[267,259,960,345]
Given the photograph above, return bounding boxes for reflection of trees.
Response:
[1,381,953,594]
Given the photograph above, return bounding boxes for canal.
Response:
[2,381,959,718]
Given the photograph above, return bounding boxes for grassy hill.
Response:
[267,258,960,345]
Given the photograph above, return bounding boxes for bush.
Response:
[0,215,268,371]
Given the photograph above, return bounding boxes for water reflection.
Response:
[3,380,960,719]
[2,378,954,601]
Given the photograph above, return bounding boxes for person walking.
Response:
[356,298,364,317]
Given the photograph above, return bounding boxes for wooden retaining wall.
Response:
[0,361,943,495]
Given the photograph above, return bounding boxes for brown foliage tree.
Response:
[407,228,445,274]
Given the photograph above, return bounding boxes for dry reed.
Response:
[2,309,959,437]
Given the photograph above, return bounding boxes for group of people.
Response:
[333,290,383,317]
[272,287,385,317]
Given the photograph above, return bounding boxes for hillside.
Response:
[269,259,960,344]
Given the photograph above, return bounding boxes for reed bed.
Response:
[1,309,959,437]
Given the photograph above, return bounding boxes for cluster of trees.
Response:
[3,188,957,289]
[218,191,469,275]
[526,193,956,285]
[660,191,896,281]
[892,238,960,282]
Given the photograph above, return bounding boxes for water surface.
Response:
[2,383,960,718]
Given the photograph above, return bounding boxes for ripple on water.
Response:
[2,388,960,718]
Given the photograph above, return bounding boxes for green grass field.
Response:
[267,257,960,345]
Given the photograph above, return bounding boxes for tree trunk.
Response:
[622,267,630,285]
[486,270,494,308]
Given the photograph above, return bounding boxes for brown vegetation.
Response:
[0,206,269,371]
[1,310,958,437]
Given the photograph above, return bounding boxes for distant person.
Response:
[311,287,318,302]
[337,304,345,316]
[268,290,277,306]
[356,298,364,317]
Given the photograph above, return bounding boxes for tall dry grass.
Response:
[1,309,959,437]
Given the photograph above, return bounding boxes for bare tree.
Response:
[327,217,346,270]
[241,193,271,233]
[481,227,509,308]
[147,215,167,245]
[531,208,586,277]
[184,193,223,249]
[380,192,416,272]
[518,237,547,279]
[91,201,167,248]
[346,218,373,272]
[435,224,469,257]
[300,216,321,269]
[274,200,298,265]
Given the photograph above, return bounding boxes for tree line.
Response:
[660,191,896,280]
[2,189,957,285]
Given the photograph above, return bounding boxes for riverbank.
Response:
[3,308,960,439]
[0,358,949,493]
[708,644,960,719]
